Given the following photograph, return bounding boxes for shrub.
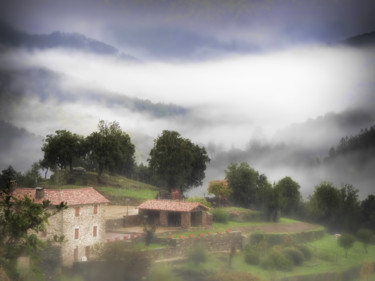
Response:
[282,247,305,266]
[296,244,312,260]
[260,248,293,271]
[186,197,212,208]
[186,244,207,265]
[245,252,260,265]
[211,208,229,224]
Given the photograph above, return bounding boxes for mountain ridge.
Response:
[0,20,138,61]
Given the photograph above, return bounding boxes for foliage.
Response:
[148,130,210,193]
[244,251,260,265]
[0,180,66,280]
[211,208,229,224]
[274,177,301,217]
[186,197,212,208]
[225,162,260,208]
[260,247,293,271]
[16,162,43,188]
[281,247,305,266]
[100,242,150,281]
[307,182,361,232]
[357,228,374,254]
[186,244,208,265]
[361,195,375,231]
[295,244,312,260]
[86,120,135,182]
[327,125,375,160]
[338,233,356,258]
[0,166,20,192]
[41,130,84,172]
[308,182,341,224]
[208,179,231,199]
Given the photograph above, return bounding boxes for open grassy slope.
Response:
[42,171,160,204]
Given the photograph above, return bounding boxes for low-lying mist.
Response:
[1,43,374,198]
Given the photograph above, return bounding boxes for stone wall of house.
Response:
[160,211,168,226]
[46,203,107,267]
[181,212,190,228]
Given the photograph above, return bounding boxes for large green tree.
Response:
[225,162,267,208]
[148,130,210,193]
[86,120,135,182]
[274,176,301,217]
[41,130,84,172]
[307,182,341,227]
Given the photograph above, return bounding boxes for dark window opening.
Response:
[168,212,181,227]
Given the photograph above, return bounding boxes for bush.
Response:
[296,244,312,260]
[186,197,212,208]
[282,247,305,266]
[260,248,293,271]
[186,244,207,265]
[245,252,260,265]
[211,208,229,224]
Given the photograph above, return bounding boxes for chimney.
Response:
[35,187,44,199]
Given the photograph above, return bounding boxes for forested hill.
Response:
[0,20,137,61]
[326,125,375,161]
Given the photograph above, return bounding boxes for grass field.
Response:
[170,234,375,281]
[43,171,159,204]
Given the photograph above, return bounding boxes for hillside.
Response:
[0,20,138,61]
[43,171,160,205]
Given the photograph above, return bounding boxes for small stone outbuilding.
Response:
[137,200,211,228]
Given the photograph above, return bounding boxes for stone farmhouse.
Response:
[137,199,211,228]
[13,187,109,267]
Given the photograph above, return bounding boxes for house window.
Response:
[74,248,78,262]
[75,228,79,239]
[93,226,97,237]
[94,204,98,214]
[75,207,80,217]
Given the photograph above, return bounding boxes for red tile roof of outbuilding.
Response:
[137,199,209,212]
[13,187,109,206]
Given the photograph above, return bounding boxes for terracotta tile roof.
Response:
[13,187,109,206]
[137,199,209,212]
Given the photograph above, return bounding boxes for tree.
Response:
[86,121,135,182]
[338,233,356,258]
[0,180,66,279]
[0,166,20,192]
[339,184,360,231]
[18,162,42,188]
[208,179,231,200]
[225,163,261,208]
[41,130,84,172]
[148,130,210,193]
[357,228,374,254]
[307,182,341,228]
[361,195,375,231]
[274,177,301,217]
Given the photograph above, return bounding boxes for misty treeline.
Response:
[216,162,375,234]
[326,125,375,162]
[0,120,210,194]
